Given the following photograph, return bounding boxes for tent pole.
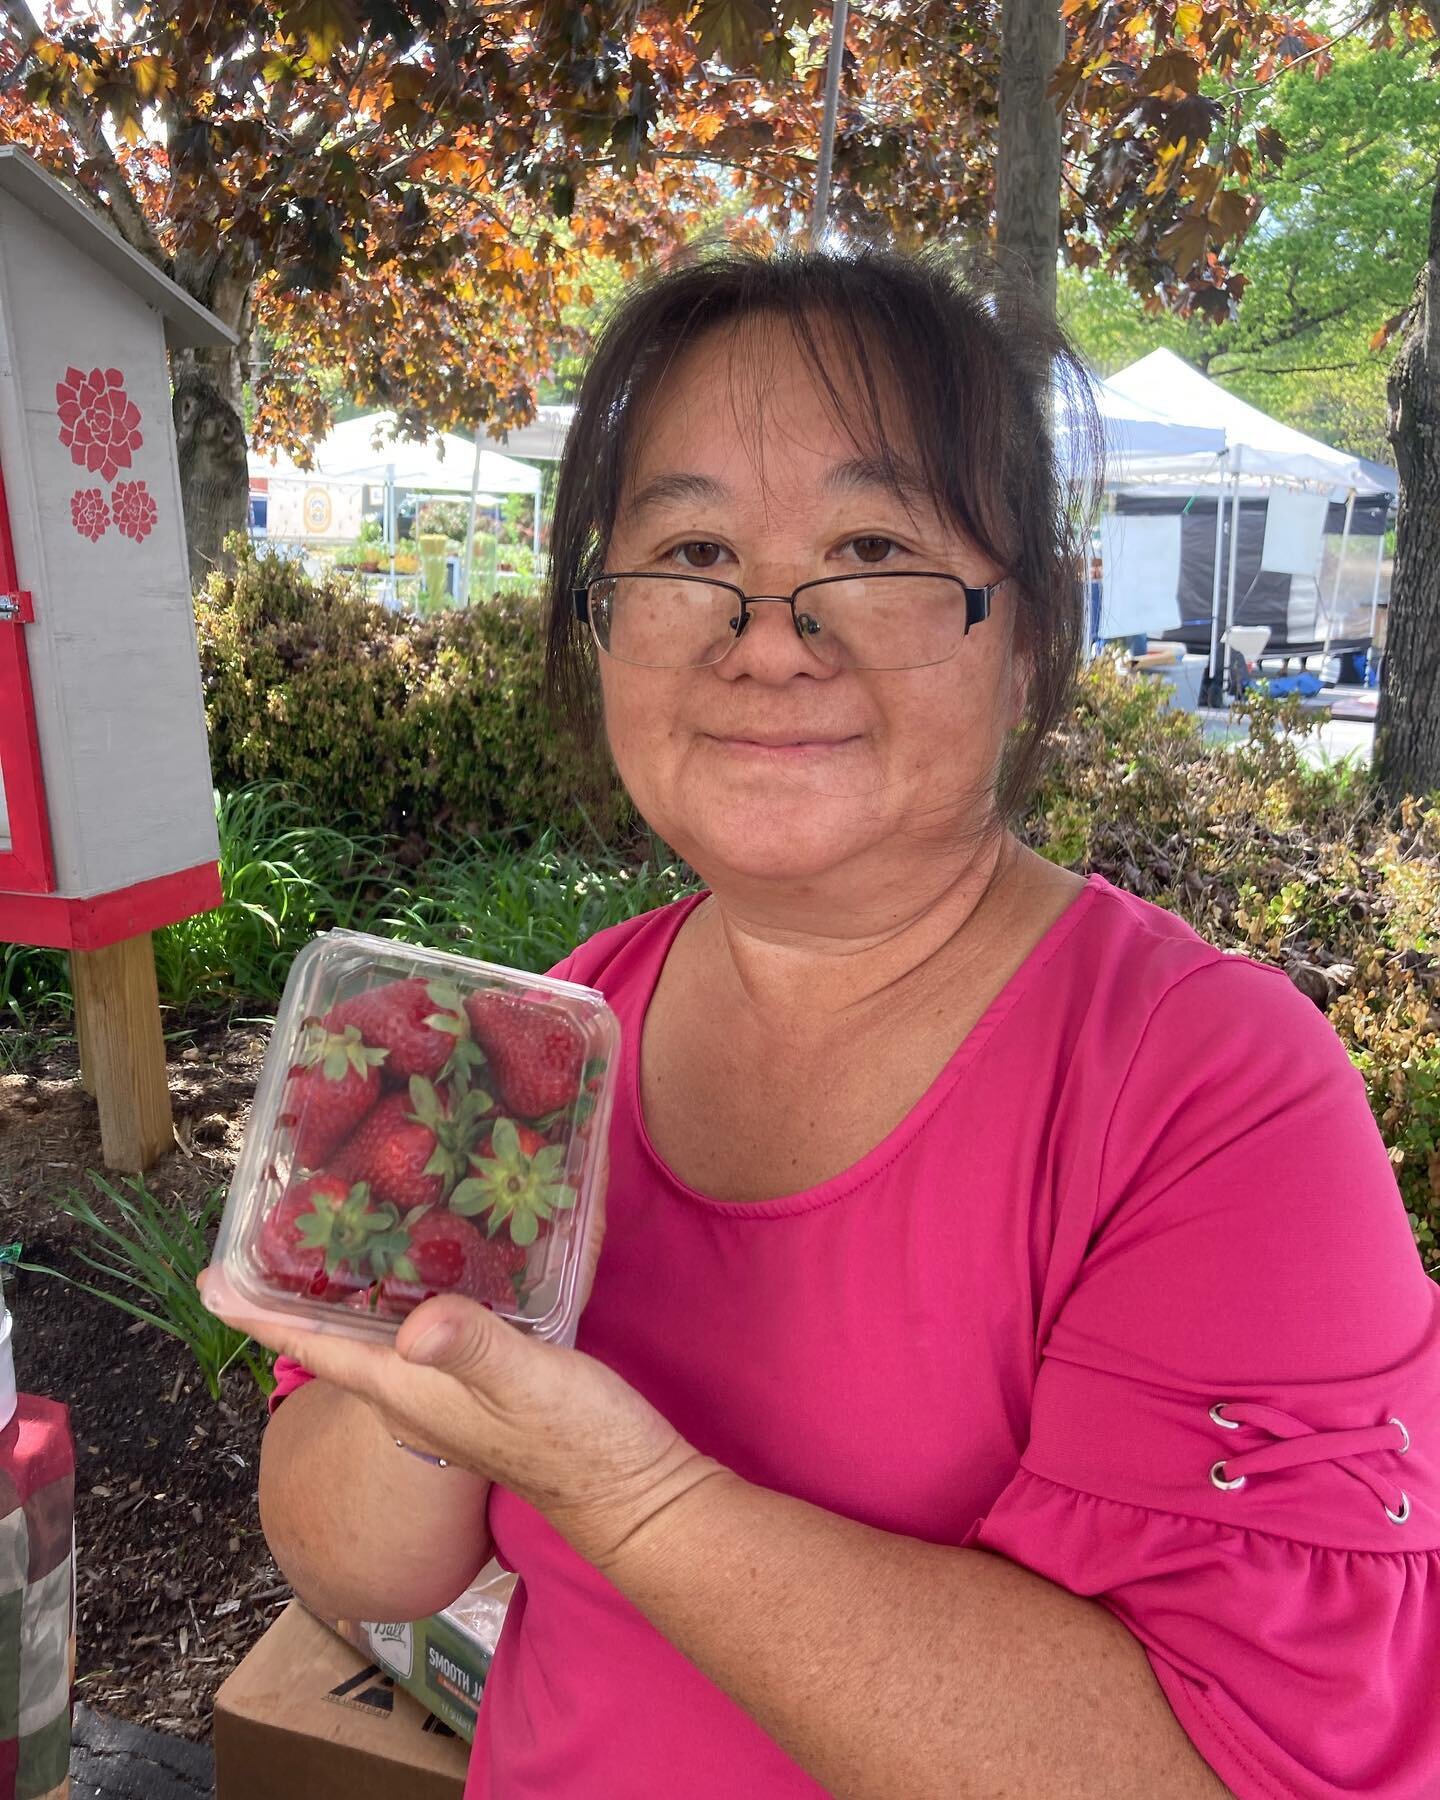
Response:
[1323,488,1354,660]
[385,461,396,606]
[1222,460,1242,701]
[1367,524,1385,646]
[1203,452,1229,706]
[533,477,541,563]
[461,426,483,608]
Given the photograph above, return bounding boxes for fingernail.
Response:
[405,1323,456,1366]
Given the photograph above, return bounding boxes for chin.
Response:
[651,785,887,886]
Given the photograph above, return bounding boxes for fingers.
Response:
[197,1265,393,1392]
[394,1293,523,1381]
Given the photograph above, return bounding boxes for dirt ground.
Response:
[0,1012,285,1741]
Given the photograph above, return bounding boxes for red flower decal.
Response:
[56,365,143,482]
[70,488,111,542]
[111,479,158,543]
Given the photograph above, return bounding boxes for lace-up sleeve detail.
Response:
[974,958,1440,1800]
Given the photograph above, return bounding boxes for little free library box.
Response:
[0,147,232,1168]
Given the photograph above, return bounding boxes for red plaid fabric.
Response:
[0,1396,74,1800]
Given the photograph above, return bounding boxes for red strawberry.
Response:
[324,978,468,1086]
[278,1025,387,1166]
[462,991,584,1119]
[257,1174,404,1300]
[333,1076,492,1214]
[378,1210,527,1311]
[451,1117,576,1246]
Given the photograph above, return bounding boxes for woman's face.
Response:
[599,319,1024,891]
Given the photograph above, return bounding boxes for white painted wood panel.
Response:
[0,187,218,899]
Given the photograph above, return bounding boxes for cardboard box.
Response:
[325,1562,515,1744]
[214,1601,470,1800]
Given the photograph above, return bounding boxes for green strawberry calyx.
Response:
[406,1075,494,1197]
[449,1117,576,1246]
[424,981,488,1085]
[294,1181,414,1278]
[295,1022,389,1082]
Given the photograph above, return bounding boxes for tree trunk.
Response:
[994,0,1064,316]
[169,250,254,586]
[1378,156,1440,806]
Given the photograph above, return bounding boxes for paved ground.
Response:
[69,1707,213,1800]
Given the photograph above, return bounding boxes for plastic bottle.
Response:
[0,1284,76,1799]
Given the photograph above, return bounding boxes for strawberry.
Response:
[450,1116,576,1246]
[257,1175,410,1299]
[278,1024,388,1166]
[378,1210,527,1311]
[324,978,468,1086]
[462,991,584,1119]
[332,1076,492,1214]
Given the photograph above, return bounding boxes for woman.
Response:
[208,247,1438,1799]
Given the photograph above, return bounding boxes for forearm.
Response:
[260,1379,493,1623]
[595,1469,1231,1800]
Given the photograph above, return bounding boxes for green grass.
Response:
[15,1174,274,1401]
[1,785,694,1055]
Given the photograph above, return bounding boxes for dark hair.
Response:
[544,242,1100,823]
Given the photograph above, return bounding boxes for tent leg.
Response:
[1323,489,1354,660]
[533,481,541,562]
[1221,470,1242,701]
[1201,455,1230,707]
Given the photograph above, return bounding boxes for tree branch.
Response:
[0,0,165,265]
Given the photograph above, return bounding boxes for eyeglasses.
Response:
[573,570,1003,672]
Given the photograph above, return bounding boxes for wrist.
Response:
[555,1444,737,1576]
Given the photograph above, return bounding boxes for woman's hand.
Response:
[199,1265,720,1570]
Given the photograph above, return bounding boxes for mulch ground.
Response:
[1,1012,285,1741]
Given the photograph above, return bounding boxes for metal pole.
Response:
[384,462,396,606]
[1203,452,1229,706]
[461,427,483,607]
[1222,460,1243,701]
[808,0,849,246]
[1322,488,1354,659]
[1366,522,1386,685]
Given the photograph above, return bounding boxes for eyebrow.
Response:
[622,455,929,521]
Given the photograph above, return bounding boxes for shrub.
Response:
[195,542,625,844]
[1023,655,1440,1272]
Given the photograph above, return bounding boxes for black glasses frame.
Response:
[573,570,1002,669]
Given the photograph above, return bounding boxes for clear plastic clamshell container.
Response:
[212,931,618,1346]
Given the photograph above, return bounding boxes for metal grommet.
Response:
[1389,1417,1410,1455]
[1209,1403,1241,1430]
[1210,1460,1246,1491]
[1386,1492,1410,1526]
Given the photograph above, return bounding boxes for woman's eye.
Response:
[850,535,897,564]
[674,541,725,570]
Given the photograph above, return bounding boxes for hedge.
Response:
[195,544,626,845]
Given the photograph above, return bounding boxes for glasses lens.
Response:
[794,574,970,670]
[590,575,740,668]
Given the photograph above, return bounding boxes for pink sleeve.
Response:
[974,960,1439,1800]
[268,1354,315,1414]
[266,948,585,1419]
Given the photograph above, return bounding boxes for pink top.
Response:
[274,876,1439,1799]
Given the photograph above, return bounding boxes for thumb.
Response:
[394,1293,521,1381]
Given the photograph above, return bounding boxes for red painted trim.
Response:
[0,438,56,894]
[0,860,222,951]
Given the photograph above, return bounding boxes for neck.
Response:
[691,829,1023,1034]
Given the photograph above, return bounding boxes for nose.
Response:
[716,595,837,683]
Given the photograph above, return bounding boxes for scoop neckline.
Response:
[625,872,1108,1219]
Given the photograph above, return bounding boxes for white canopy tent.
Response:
[250,411,544,597]
[1107,349,1393,497]
[1057,372,1226,480]
[1100,350,1397,697]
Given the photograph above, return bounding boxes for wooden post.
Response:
[72,967,96,1095]
[69,931,173,1172]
